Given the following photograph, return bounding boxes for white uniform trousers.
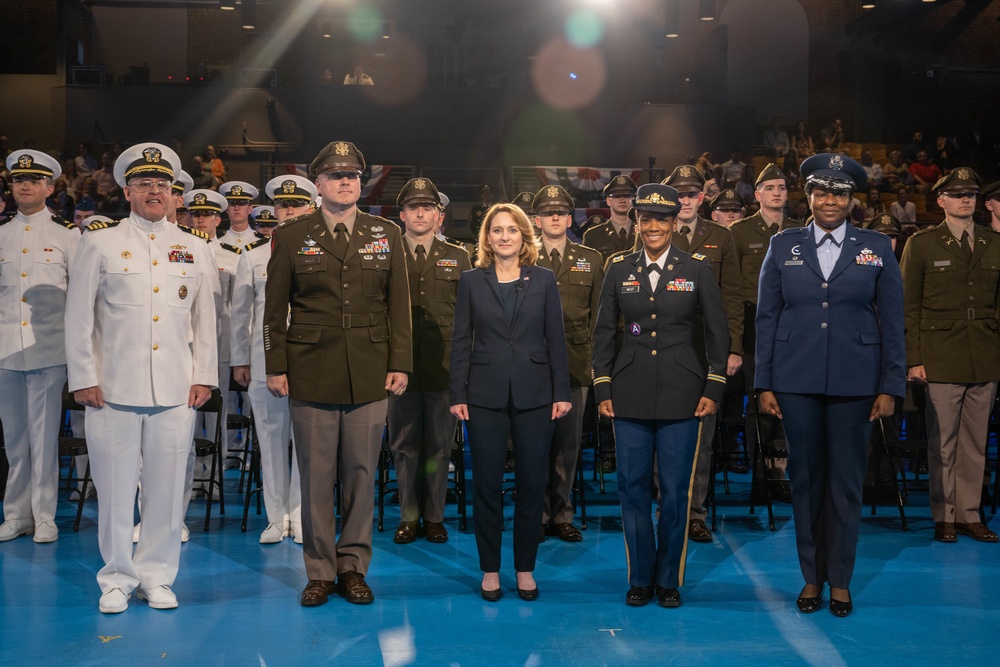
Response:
[86,402,195,593]
[248,379,301,525]
[0,365,65,525]
[180,362,231,517]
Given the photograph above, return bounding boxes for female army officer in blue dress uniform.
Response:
[755,154,906,617]
[593,183,730,608]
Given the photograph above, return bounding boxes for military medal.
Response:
[666,278,694,292]
[855,248,883,267]
[178,285,188,300]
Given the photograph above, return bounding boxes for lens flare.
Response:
[565,9,604,48]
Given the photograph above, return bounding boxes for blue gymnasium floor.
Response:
[2,465,999,667]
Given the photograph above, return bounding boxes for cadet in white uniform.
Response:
[167,170,194,225]
[218,180,262,249]
[0,150,80,543]
[66,143,218,614]
[230,176,316,543]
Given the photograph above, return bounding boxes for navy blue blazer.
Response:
[755,222,906,398]
[449,264,571,411]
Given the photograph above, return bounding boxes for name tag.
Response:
[784,260,803,266]
[934,260,952,267]
[749,243,764,249]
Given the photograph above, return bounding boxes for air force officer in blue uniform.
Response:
[756,154,906,617]
[593,184,730,608]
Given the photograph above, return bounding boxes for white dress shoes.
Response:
[181,525,190,543]
[259,523,285,544]
[0,519,34,542]
[135,585,178,609]
[32,521,59,543]
[99,588,130,614]
[289,521,303,544]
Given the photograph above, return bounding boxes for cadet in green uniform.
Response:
[532,185,605,542]
[662,164,744,543]
[582,175,637,261]
[729,164,804,498]
[900,167,1000,544]
[511,191,535,218]
[388,177,471,545]
[264,141,412,606]
[709,189,745,229]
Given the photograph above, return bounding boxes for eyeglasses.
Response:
[676,191,702,200]
[941,191,977,200]
[322,171,360,181]
[128,180,172,193]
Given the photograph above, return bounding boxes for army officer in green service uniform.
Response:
[264,141,412,607]
[532,185,605,542]
[388,177,471,545]
[582,175,638,262]
[901,167,1000,545]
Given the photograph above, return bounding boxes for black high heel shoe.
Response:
[480,586,502,602]
[517,586,539,601]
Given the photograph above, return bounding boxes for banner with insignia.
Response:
[534,166,644,207]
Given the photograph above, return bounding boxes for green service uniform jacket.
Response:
[535,241,605,388]
[582,220,635,262]
[900,222,1000,383]
[263,209,412,404]
[405,237,472,392]
[729,211,805,305]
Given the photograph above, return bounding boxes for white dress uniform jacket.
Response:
[219,227,264,250]
[65,215,218,404]
[0,210,80,370]
[210,238,241,365]
[230,237,271,380]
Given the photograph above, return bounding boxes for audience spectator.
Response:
[703,164,724,200]
[54,158,85,200]
[860,151,884,189]
[722,149,747,185]
[92,152,117,198]
[0,134,9,162]
[890,186,916,223]
[206,145,227,182]
[908,151,942,193]
[49,180,75,219]
[694,152,715,180]
[883,150,908,190]
[48,137,73,163]
[865,187,886,221]
[735,165,756,203]
[931,136,956,172]
[792,121,815,161]
[790,198,809,221]
[763,117,790,161]
[75,141,98,173]
[820,118,844,152]
[901,131,928,165]
[344,64,374,85]
[191,155,220,191]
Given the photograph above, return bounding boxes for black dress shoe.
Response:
[829,593,852,617]
[726,459,749,474]
[393,521,419,544]
[517,586,539,601]
[480,586,502,602]
[626,586,654,606]
[300,579,335,607]
[600,455,617,473]
[796,587,823,614]
[655,586,681,608]
[547,522,583,542]
[424,521,448,543]
[934,522,958,543]
[336,572,374,604]
[688,519,713,543]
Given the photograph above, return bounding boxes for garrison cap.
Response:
[981,180,1000,202]
[755,163,787,187]
[309,141,365,178]
[114,142,179,188]
[184,188,228,214]
[172,170,194,196]
[266,175,318,203]
[800,153,867,192]
[866,213,901,237]
[662,164,705,190]
[75,195,97,213]
[219,180,259,203]
[603,174,638,197]
[710,189,744,211]
[628,183,682,221]
[396,177,441,207]
[511,191,535,216]
[932,167,981,193]
[532,185,575,214]
[251,206,278,224]
[6,150,61,180]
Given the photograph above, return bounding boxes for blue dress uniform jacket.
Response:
[449,265,571,410]
[755,224,906,398]
[593,249,730,419]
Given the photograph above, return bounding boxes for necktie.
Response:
[961,230,972,261]
[818,233,841,247]
[550,248,561,275]
[769,223,779,234]
[334,223,349,258]
[676,226,691,251]
[618,228,628,247]
[415,244,426,273]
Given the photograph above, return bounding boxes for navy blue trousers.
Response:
[614,416,700,589]
[776,393,874,589]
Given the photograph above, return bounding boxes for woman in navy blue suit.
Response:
[449,203,572,602]
[756,154,906,617]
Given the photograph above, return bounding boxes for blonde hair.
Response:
[475,203,540,268]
